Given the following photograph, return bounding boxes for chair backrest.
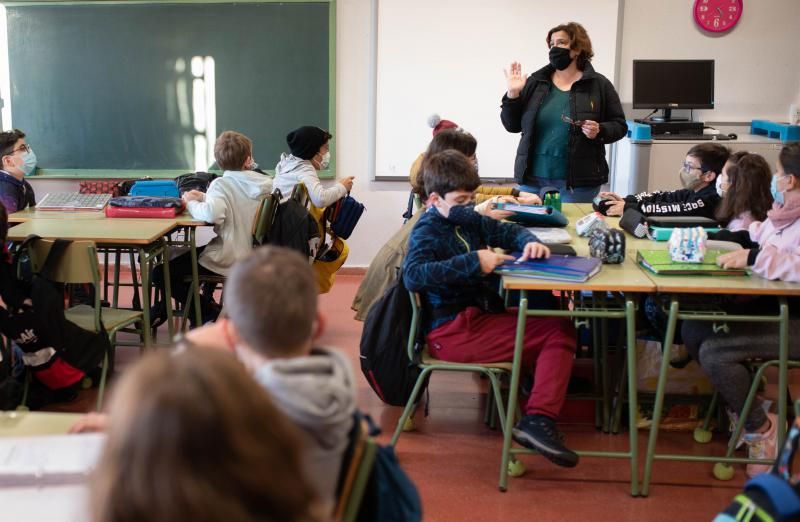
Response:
[252,188,282,246]
[406,291,422,363]
[335,417,378,522]
[27,239,100,287]
[291,183,311,209]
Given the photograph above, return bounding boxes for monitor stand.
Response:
[649,109,689,123]
[635,109,703,135]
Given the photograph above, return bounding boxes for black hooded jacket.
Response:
[500,63,627,189]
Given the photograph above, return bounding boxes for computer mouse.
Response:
[728,133,738,140]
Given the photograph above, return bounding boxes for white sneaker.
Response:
[743,413,779,478]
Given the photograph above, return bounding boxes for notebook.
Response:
[36,192,111,211]
[0,433,105,487]
[526,227,572,244]
[636,249,747,276]
[494,204,569,227]
[495,254,602,283]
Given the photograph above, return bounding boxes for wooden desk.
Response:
[499,204,656,496]
[9,207,205,227]
[7,219,175,343]
[639,271,797,495]
[9,209,209,327]
[0,412,83,437]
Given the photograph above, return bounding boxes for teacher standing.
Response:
[501,22,626,203]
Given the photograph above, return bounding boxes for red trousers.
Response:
[427,307,576,418]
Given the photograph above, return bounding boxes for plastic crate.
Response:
[750,120,800,142]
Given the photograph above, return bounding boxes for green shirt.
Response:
[528,85,570,181]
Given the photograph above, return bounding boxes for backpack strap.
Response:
[745,473,800,519]
[39,238,74,280]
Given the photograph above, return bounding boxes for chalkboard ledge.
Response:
[29,169,334,180]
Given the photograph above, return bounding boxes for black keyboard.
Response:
[651,134,713,141]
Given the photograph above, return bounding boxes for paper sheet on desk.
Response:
[0,484,87,522]
[526,227,572,244]
[0,433,105,487]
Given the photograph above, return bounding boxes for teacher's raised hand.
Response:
[503,62,528,99]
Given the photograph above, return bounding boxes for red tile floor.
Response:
[49,273,780,521]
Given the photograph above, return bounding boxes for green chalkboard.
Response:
[5,1,333,176]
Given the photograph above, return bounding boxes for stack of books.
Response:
[495,254,602,283]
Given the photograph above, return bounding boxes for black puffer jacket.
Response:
[500,63,627,189]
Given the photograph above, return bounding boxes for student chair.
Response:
[23,239,148,411]
[334,415,378,522]
[177,188,283,332]
[692,359,800,481]
[390,291,525,477]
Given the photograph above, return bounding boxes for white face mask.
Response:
[715,174,726,197]
[319,151,330,170]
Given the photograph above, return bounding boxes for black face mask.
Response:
[549,46,572,71]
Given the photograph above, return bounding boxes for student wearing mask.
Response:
[600,142,730,218]
[681,142,800,478]
[0,129,37,214]
[274,126,354,208]
[714,151,773,231]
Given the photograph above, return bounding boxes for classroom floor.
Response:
[50,273,781,521]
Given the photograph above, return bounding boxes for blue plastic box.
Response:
[626,120,652,141]
[750,120,800,142]
[129,180,180,198]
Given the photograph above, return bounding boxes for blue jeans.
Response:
[519,179,601,204]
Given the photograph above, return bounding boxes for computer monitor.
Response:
[632,59,715,122]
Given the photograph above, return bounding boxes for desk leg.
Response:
[778,297,789,449]
[625,297,639,496]
[498,292,528,492]
[189,227,202,328]
[641,298,679,497]
[138,247,151,350]
[162,240,174,340]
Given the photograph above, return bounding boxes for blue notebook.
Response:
[495,253,602,282]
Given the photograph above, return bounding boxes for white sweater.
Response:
[186,170,273,275]
[274,153,347,208]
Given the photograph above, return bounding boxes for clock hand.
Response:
[716,6,723,16]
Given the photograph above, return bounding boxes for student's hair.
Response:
[547,22,594,70]
[715,151,773,225]
[421,149,480,199]
[686,142,730,176]
[779,142,800,179]
[90,348,318,522]
[0,129,26,158]
[224,246,317,357]
[415,130,478,198]
[214,130,253,171]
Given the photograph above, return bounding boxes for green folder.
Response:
[637,250,747,276]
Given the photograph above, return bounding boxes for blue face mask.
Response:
[771,174,785,206]
[20,149,37,176]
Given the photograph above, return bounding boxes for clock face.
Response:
[693,0,743,33]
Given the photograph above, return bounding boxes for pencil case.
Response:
[105,206,182,218]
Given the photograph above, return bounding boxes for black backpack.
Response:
[359,273,425,406]
[174,172,219,195]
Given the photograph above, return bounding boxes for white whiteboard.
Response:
[375,0,620,180]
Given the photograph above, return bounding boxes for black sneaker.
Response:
[512,414,579,468]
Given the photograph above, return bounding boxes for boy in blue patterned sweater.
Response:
[403,150,578,467]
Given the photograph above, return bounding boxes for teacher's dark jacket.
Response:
[500,63,626,189]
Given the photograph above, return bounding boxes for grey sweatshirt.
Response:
[254,347,356,513]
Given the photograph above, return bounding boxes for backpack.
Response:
[324,193,365,240]
[338,412,422,522]
[359,273,425,406]
[174,171,219,195]
[358,444,422,521]
[0,236,109,391]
